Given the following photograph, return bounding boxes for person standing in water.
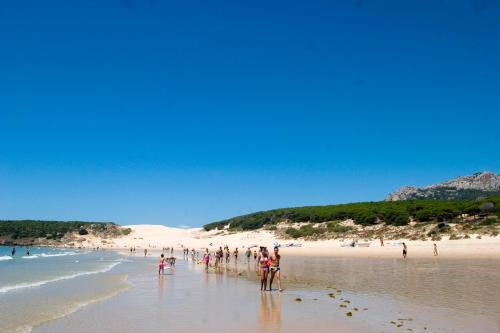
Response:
[11,246,16,256]
[433,243,438,256]
[25,246,30,256]
[269,246,282,292]
[144,249,148,257]
[245,248,252,263]
[234,247,239,263]
[225,247,230,265]
[402,242,407,259]
[159,254,166,275]
[203,249,210,270]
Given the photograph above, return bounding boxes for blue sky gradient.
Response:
[1,0,499,226]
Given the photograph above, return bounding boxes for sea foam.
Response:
[0,260,122,294]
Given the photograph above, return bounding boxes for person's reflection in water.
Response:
[259,292,271,332]
[158,274,165,300]
[204,268,210,288]
[260,291,282,332]
[269,292,282,331]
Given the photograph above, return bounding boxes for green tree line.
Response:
[0,220,116,240]
[204,196,500,231]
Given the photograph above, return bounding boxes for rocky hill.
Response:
[386,172,500,201]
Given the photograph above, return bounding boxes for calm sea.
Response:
[0,246,128,333]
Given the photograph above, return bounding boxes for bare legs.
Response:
[270,269,282,291]
[260,268,268,291]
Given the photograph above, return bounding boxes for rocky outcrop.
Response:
[386,172,500,201]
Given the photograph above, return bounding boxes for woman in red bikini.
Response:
[260,247,270,291]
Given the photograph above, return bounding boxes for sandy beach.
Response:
[79,224,500,259]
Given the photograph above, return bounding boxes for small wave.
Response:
[20,252,79,260]
[15,325,33,333]
[22,255,40,259]
[40,251,78,258]
[0,260,123,294]
[0,256,13,261]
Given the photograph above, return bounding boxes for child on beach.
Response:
[234,248,238,263]
[159,254,166,275]
[433,243,438,256]
[269,246,282,292]
[402,242,407,259]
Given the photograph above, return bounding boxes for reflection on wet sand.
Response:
[260,292,282,332]
[158,275,165,300]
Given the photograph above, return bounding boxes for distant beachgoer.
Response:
[246,249,252,263]
[170,247,174,256]
[260,247,270,291]
[225,248,230,264]
[26,247,30,256]
[433,243,438,256]
[216,247,223,268]
[253,250,257,261]
[269,246,282,292]
[159,254,166,275]
[203,249,210,269]
[130,247,133,255]
[234,248,239,262]
[144,249,148,257]
[11,246,16,256]
[402,242,407,259]
[380,236,384,247]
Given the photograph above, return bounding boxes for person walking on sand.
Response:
[159,254,166,275]
[433,243,438,256]
[402,242,407,259]
[260,247,270,291]
[269,246,282,292]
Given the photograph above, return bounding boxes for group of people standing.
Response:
[199,245,283,292]
[202,245,240,268]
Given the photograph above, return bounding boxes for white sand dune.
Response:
[78,224,500,259]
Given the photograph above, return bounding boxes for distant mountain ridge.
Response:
[386,172,500,201]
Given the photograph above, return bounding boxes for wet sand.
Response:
[32,253,500,333]
[33,256,370,333]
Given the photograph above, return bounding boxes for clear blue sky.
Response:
[0,0,499,226]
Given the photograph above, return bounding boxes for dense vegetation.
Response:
[204,196,500,231]
[0,220,119,240]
